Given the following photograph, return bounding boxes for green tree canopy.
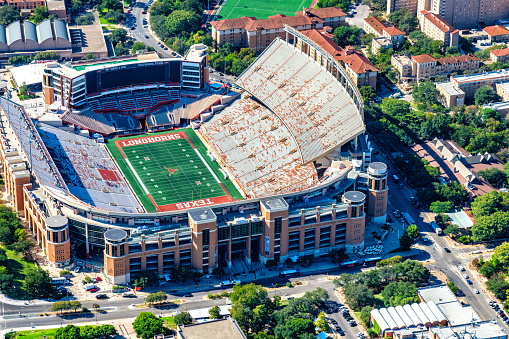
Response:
[56,325,81,339]
[478,168,507,188]
[343,284,375,311]
[387,8,418,34]
[209,305,221,319]
[381,281,419,307]
[360,86,376,101]
[133,312,165,339]
[30,6,49,24]
[472,211,509,242]
[315,312,331,332]
[174,311,192,325]
[0,5,20,26]
[22,266,54,299]
[430,201,453,214]
[165,10,200,37]
[333,26,361,47]
[475,85,500,105]
[109,28,127,45]
[412,81,440,106]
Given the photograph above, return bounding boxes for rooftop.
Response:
[491,47,509,57]
[496,82,509,94]
[420,10,456,33]
[71,23,108,57]
[188,209,217,224]
[418,285,458,304]
[483,25,509,36]
[363,17,404,36]
[176,317,246,339]
[452,68,509,83]
[436,82,465,96]
[10,62,56,87]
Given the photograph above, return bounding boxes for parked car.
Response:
[466,279,473,284]
[74,267,80,273]
[96,294,108,299]
[473,288,479,294]
[444,247,451,253]
[463,274,469,279]
[458,266,465,271]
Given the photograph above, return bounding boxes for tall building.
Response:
[387,0,419,15]
[210,7,346,52]
[418,10,459,47]
[363,17,406,49]
[417,0,509,29]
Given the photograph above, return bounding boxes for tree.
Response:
[230,283,270,309]
[472,211,509,242]
[132,42,148,53]
[315,312,331,332]
[381,281,419,307]
[76,13,95,25]
[133,312,165,339]
[165,10,200,37]
[333,26,361,47]
[70,300,82,312]
[447,281,459,295]
[275,317,315,339]
[70,0,83,11]
[343,284,375,311]
[361,33,376,46]
[399,233,413,250]
[478,168,507,188]
[30,6,49,24]
[109,28,127,45]
[360,86,376,101]
[56,325,81,339]
[114,42,129,56]
[475,85,500,105]
[18,82,28,97]
[412,81,440,106]
[209,305,221,319]
[493,242,509,270]
[316,0,350,11]
[430,201,453,214]
[360,306,374,327]
[22,267,55,299]
[406,224,420,239]
[174,311,192,325]
[445,46,460,55]
[0,6,20,26]
[387,8,417,34]
[444,224,460,236]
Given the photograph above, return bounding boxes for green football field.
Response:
[217,0,314,20]
[106,129,243,213]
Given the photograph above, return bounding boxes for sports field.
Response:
[217,0,315,20]
[107,129,243,213]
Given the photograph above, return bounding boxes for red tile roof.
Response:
[211,7,346,32]
[420,10,455,33]
[412,54,436,63]
[483,25,509,37]
[491,48,509,57]
[363,17,404,36]
[301,29,378,74]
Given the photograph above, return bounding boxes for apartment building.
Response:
[496,82,509,101]
[363,17,405,48]
[436,81,465,107]
[416,0,509,29]
[418,10,459,47]
[450,69,509,97]
[387,0,418,14]
[371,37,393,54]
[298,28,379,88]
[483,25,509,42]
[491,48,509,63]
[0,0,44,13]
[391,54,480,81]
[210,7,347,52]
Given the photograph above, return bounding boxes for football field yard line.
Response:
[193,148,221,184]
[125,158,150,195]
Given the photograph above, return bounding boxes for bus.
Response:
[340,260,361,268]
[392,174,400,183]
[279,269,300,277]
[364,257,383,266]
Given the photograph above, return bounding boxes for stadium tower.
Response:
[366,162,388,224]
[342,191,366,253]
[45,215,71,267]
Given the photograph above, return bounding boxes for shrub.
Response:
[286,282,292,288]
[59,270,70,276]
[458,236,473,244]
[220,291,229,297]
[82,307,89,312]
[85,276,92,283]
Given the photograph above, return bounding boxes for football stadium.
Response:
[0,27,388,283]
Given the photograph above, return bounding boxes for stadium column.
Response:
[342,191,366,254]
[188,209,217,273]
[259,198,289,264]
[366,162,389,224]
[103,229,129,285]
[45,215,71,267]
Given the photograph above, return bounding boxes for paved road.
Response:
[345,3,370,29]
[376,147,505,330]
[127,1,174,57]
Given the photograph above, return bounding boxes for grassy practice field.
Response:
[107,129,242,213]
[217,0,314,20]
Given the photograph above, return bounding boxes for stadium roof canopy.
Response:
[234,38,365,164]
